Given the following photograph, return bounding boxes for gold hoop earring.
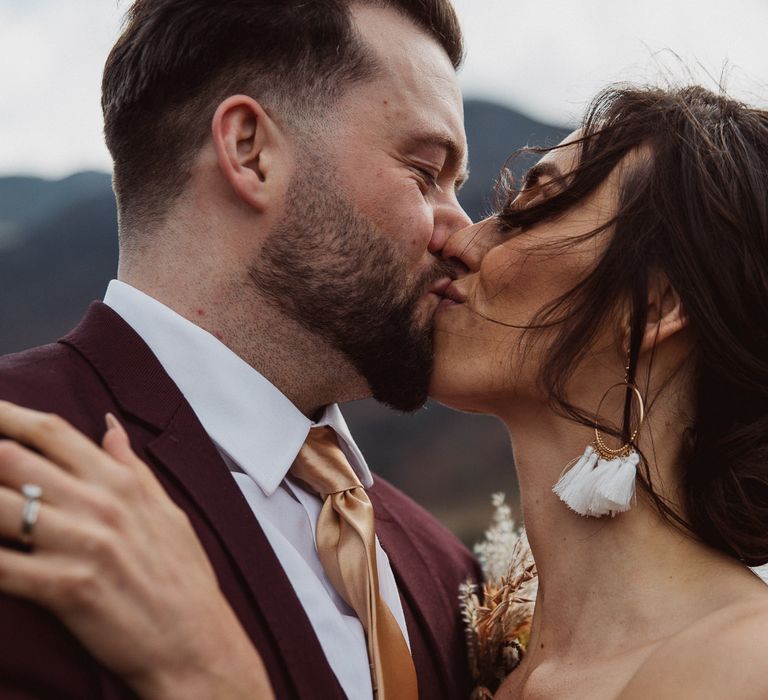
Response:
[553,357,645,518]
[593,381,645,460]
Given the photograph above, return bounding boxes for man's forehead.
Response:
[351,4,440,57]
[351,4,460,99]
[348,4,466,174]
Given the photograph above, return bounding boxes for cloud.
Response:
[0,0,122,176]
[1,0,766,176]
[453,0,768,124]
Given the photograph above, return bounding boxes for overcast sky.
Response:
[1,0,766,177]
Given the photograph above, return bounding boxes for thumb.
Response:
[102,412,138,466]
[102,413,165,495]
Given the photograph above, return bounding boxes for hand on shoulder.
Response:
[0,402,275,700]
[619,596,768,700]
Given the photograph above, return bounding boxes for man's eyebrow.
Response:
[523,161,563,189]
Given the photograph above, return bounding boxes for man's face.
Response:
[328,4,471,324]
[250,5,470,412]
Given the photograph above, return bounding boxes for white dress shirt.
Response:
[103,279,409,700]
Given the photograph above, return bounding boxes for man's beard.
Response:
[248,161,452,412]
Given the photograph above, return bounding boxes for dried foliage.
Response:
[460,494,538,698]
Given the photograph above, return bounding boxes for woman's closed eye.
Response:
[496,162,567,232]
[515,167,560,208]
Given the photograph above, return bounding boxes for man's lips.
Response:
[428,278,455,299]
[441,281,467,304]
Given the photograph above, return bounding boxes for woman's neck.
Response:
[500,401,756,663]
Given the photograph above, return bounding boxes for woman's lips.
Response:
[428,278,455,299]
[442,281,467,304]
[427,278,467,314]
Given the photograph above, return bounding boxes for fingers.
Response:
[0,402,162,500]
[0,484,45,547]
[0,405,171,541]
[0,441,90,508]
[102,413,166,497]
[102,413,134,465]
[0,544,112,618]
[0,546,59,605]
[0,441,138,547]
[0,484,99,553]
[0,401,119,480]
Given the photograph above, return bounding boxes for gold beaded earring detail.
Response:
[553,356,646,517]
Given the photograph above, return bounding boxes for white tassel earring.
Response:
[553,359,646,518]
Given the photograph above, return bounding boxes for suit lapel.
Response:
[146,404,343,698]
[369,488,466,695]
[61,303,344,699]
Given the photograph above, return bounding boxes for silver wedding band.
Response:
[20,483,43,546]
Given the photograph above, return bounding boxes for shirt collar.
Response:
[103,279,373,495]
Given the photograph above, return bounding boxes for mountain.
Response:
[0,192,118,352]
[0,100,567,544]
[0,172,113,251]
[461,100,569,220]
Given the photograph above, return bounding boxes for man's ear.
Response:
[211,95,290,212]
[638,271,688,355]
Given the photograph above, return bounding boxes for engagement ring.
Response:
[20,483,43,546]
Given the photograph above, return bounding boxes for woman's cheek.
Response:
[476,246,528,308]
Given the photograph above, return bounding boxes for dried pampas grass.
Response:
[460,494,537,699]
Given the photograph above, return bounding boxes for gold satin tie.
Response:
[291,426,418,700]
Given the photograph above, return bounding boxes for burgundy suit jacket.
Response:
[0,302,480,699]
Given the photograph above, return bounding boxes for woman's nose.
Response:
[440,219,504,272]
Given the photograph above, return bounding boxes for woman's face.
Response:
[431,134,624,415]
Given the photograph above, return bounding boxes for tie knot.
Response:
[291,426,362,498]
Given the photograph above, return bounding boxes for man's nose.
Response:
[440,218,504,273]
[428,197,472,257]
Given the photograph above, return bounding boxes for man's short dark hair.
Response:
[102,0,464,232]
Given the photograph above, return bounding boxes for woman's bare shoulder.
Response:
[619,595,768,699]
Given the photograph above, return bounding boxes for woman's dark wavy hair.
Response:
[496,84,768,565]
